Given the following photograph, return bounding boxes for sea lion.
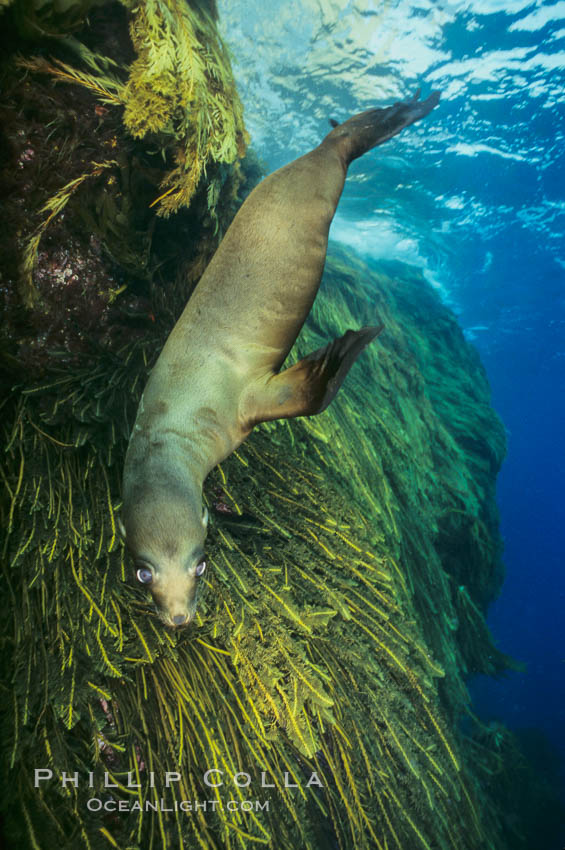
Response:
[121,89,440,628]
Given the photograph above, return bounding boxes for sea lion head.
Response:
[120,489,209,628]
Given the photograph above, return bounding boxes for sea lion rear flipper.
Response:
[326,89,441,164]
[242,325,383,428]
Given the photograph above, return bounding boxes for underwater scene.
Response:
[0,0,563,847]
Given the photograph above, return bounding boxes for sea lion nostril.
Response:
[172,613,189,626]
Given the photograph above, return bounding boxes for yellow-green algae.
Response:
[10,0,247,307]
[2,230,524,849]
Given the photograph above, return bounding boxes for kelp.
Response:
[14,0,247,219]
[6,0,247,307]
[121,0,247,217]
[17,159,120,309]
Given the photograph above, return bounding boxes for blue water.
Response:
[220,0,565,807]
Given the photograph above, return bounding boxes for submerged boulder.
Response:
[1,1,557,848]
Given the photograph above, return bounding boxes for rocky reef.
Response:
[1,1,559,848]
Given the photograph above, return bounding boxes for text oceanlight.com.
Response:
[86,798,270,813]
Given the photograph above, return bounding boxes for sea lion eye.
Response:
[136,566,153,585]
[195,560,206,577]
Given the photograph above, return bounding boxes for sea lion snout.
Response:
[136,551,207,628]
[119,491,209,627]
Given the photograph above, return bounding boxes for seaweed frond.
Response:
[19,160,118,308]
[120,0,248,216]
[17,55,125,105]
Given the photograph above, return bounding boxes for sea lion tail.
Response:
[325,89,440,165]
[241,325,384,429]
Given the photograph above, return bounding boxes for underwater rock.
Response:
[0,0,558,848]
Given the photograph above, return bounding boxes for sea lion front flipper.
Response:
[242,325,383,428]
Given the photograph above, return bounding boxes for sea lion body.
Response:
[122,91,440,627]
